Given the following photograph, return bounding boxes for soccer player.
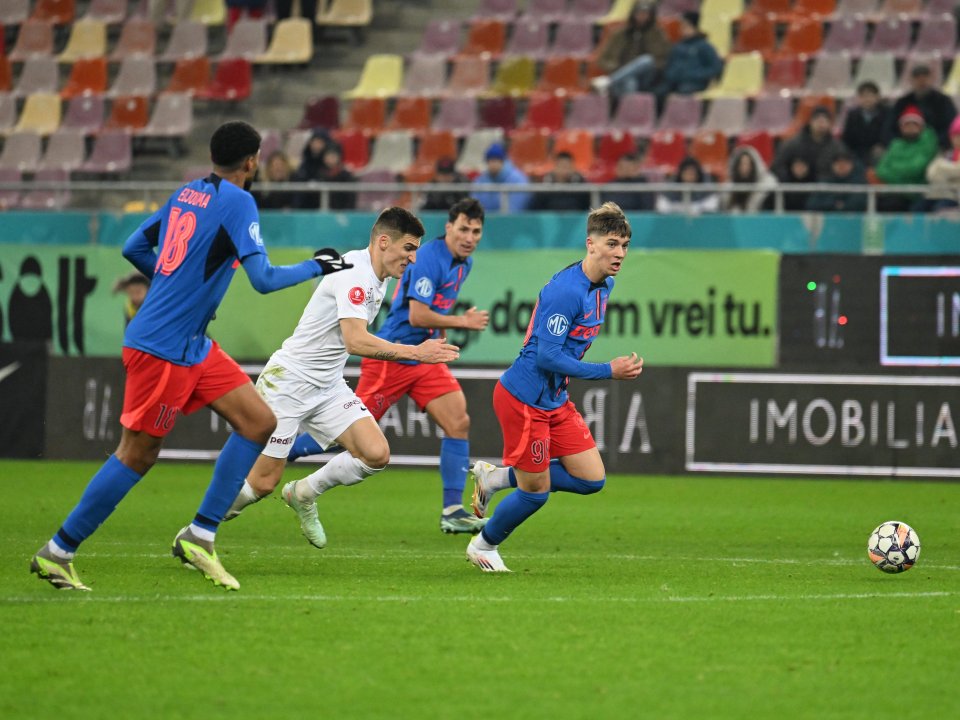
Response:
[225,208,460,548]
[30,121,352,592]
[465,202,643,572]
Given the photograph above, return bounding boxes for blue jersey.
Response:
[123,174,266,365]
[377,236,472,362]
[500,262,613,410]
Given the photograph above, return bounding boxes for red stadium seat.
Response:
[764,57,806,96]
[735,131,775,166]
[332,128,370,170]
[104,95,149,131]
[642,130,687,173]
[479,96,517,131]
[734,13,776,59]
[776,18,823,59]
[520,93,565,134]
[460,19,506,59]
[30,0,75,25]
[689,130,729,180]
[197,59,252,101]
[298,96,340,130]
[386,96,432,134]
[535,56,585,96]
[165,57,212,96]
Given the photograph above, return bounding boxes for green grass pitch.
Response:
[2,459,959,719]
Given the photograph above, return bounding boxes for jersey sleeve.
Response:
[222,189,266,261]
[532,278,582,346]
[327,265,371,321]
[121,202,168,278]
[402,249,439,305]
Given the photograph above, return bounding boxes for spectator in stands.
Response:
[592,1,673,98]
[773,106,842,181]
[776,148,815,211]
[601,152,654,211]
[871,106,939,211]
[887,65,957,150]
[293,129,334,184]
[473,143,531,213]
[112,272,150,327]
[654,13,723,107]
[722,146,777,213]
[225,0,267,30]
[655,156,720,214]
[422,157,469,211]
[841,81,891,168]
[924,116,960,211]
[806,147,867,213]
[316,145,357,210]
[530,152,591,211]
[253,151,296,211]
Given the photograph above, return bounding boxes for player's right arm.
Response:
[408,300,489,331]
[340,318,460,364]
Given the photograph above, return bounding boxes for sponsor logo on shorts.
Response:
[249,221,263,246]
[343,398,367,411]
[547,314,569,337]
[348,286,366,305]
[268,436,293,445]
[415,277,434,298]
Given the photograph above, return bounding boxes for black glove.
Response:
[313,248,353,275]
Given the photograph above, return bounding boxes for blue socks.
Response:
[287,433,324,461]
[481,489,549,545]
[548,459,605,494]
[193,433,264,532]
[440,437,470,508]
[54,454,143,553]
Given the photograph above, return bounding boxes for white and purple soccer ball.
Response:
[868,521,921,574]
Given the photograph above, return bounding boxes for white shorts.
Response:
[257,363,372,459]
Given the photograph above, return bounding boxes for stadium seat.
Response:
[657,94,702,135]
[60,57,108,99]
[549,21,594,60]
[109,56,156,97]
[764,57,806,97]
[160,20,207,62]
[9,20,54,62]
[30,0,75,25]
[282,128,311,167]
[552,129,595,173]
[750,0,792,21]
[610,92,656,137]
[343,54,403,99]
[139,92,193,138]
[366,131,414,173]
[776,18,823,59]
[701,97,746,135]
[505,19,548,59]
[111,18,156,61]
[565,93,611,133]
[19,168,71,209]
[472,0,518,22]
[413,19,461,57]
[189,0,226,25]
[79,129,131,173]
[410,129,458,175]
[877,0,923,20]
[868,17,911,57]
[944,59,960,96]
[434,96,478,137]
[479,96,517,131]
[520,93,565,134]
[0,93,13,134]
[387,96,432,134]
[84,0,126,24]
[490,56,536,97]
[595,131,638,175]
[747,94,792,135]
[689,130,729,179]
[821,17,866,57]
[787,95,836,137]
[0,168,21,210]
[58,19,107,62]
[568,0,612,23]
[0,57,13,94]
[507,128,552,177]
[926,0,957,14]
[733,13,775,58]
[197,58,252,101]
[16,92,61,134]
[164,57,211,95]
[344,97,386,136]
[219,17,268,61]
[332,128,370,170]
[455,127,504,174]
[445,57,491,97]
[0,0,29,26]
[460,19,506,59]
[832,0,877,16]
[297,96,340,130]
[735,130,774,166]
[258,128,282,160]
[700,0,744,21]
[522,0,572,24]
[698,14,731,59]
[104,95,149,130]
[794,0,836,16]
[0,131,42,171]
[62,94,104,133]
[38,129,86,172]
[355,168,400,211]
[598,0,636,25]
[401,54,447,97]
[701,53,763,99]
[642,130,687,174]
[852,52,896,96]
[257,18,313,64]
[805,53,853,98]
[915,15,956,57]
[13,57,59,98]
[315,0,373,31]
[899,53,944,89]
[536,57,585,97]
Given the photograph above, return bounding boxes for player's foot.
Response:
[282,481,327,549]
[469,460,498,518]
[440,507,488,535]
[30,544,91,591]
[466,535,511,573]
[171,526,239,591]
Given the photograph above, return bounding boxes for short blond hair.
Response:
[587,202,631,239]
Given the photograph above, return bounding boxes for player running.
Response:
[465,202,643,572]
[30,121,352,592]
[225,208,460,548]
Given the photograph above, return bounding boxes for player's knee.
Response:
[581,477,605,494]
[358,439,390,470]
[245,409,277,444]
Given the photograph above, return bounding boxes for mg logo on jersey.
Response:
[415,277,434,298]
[547,314,569,337]
[249,221,263,247]
[348,286,366,305]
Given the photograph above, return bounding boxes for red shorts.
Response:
[356,358,461,420]
[120,341,251,437]
[493,381,596,473]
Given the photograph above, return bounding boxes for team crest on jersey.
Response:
[414,277,434,298]
[547,314,569,336]
[249,221,263,246]
[348,286,366,305]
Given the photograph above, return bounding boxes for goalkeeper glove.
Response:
[313,248,353,275]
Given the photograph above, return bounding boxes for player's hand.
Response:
[415,338,460,364]
[313,248,353,275]
[610,352,643,380]
[460,306,489,331]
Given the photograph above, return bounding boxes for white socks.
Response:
[188,523,216,542]
[486,466,513,493]
[47,540,74,560]
[226,481,262,518]
[298,451,383,502]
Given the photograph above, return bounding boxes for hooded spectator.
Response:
[924,115,960,210]
[655,156,720,214]
[841,80,891,167]
[293,129,334,183]
[777,147,815,211]
[722,145,778,213]
[530,152,591,211]
[887,64,957,150]
[773,106,843,181]
[806,147,868,213]
[593,1,673,97]
[473,142,531,213]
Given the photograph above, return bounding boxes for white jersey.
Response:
[270,247,387,388]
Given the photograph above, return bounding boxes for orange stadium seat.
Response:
[642,131,687,174]
[411,129,458,174]
[749,0,792,22]
[733,13,776,59]
[105,95,149,130]
[689,130,729,180]
[343,97,386,136]
[460,19,506,58]
[61,57,108,99]
[777,18,823,59]
[387,96,432,134]
[164,57,212,95]
[507,129,552,177]
[552,129,595,173]
[520,93,565,134]
[659,16,683,42]
[536,57,585,97]
[31,0,75,25]
[794,0,836,16]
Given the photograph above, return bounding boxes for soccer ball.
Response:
[867,521,921,574]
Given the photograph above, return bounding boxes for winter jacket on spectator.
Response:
[473,159,531,213]
[722,145,777,213]
[875,127,939,185]
[658,33,723,95]
[597,5,672,74]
